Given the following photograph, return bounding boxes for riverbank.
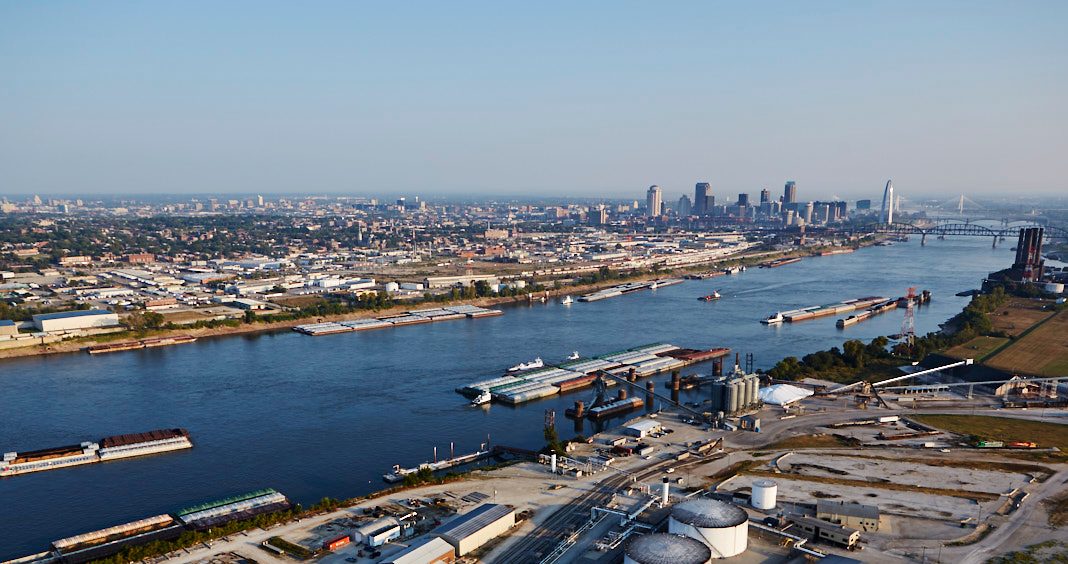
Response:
[0,240,873,362]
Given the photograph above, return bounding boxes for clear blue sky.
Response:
[1,1,1065,200]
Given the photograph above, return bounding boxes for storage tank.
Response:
[749,374,761,405]
[711,382,724,413]
[728,380,742,413]
[668,498,748,558]
[623,533,711,564]
[743,376,756,408]
[751,479,777,510]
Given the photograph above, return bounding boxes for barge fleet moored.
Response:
[87,335,197,354]
[2,428,192,477]
[577,278,683,302]
[293,305,502,336]
[763,296,887,324]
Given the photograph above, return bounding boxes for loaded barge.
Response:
[768,296,887,324]
[760,257,802,268]
[293,305,502,336]
[837,289,931,328]
[2,428,192,477]
[457,343,730,406]
[577,278,684,302]
[86,335,197,354]
[383,446,493,483]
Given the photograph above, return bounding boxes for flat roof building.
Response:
[32,309,120,333]
[383,537,456,564]
[624,420,662,438]
[0,319,17,337]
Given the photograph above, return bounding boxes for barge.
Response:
[87,335,197,354]
[2,428,193,477]
[577,278,683,302]
[175,488,291,530]
[836,299,899,328]
[774,296,887,323]
[294,305,502,336]
[760,257,802,268]
[383,447,493,483]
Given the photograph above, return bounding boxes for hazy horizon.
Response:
[2,2,1066,198]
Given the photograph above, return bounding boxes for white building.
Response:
[33,310,120,332]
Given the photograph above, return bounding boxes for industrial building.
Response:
[816,500,881,532]
[786,515,861,549]
[0,319,18,336]
[624,533,711,564]
[32,309,120,332]
[710,370,761,415]
[624,420,662,438]
[433,503,515,557]
[384,537,456,564]
[355,516,402,547]
[668,498,749,558]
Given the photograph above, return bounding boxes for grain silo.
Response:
[668,498,749,558]
[623,533,711,564]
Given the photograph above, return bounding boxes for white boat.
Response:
[567,351,580,360]
[561,295,573,305]
[760,312,784,325]
[508,357,543,372]
[471,390,492,406]
[650,281,659,290]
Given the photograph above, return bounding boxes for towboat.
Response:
[760,312,784,325]
[698,290,721,301]
[561,295,573,305]
[508,358,544,372]
[471,390,492,406]
[567,351,580,360]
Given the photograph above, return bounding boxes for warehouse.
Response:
[433,503,515,556]
[355,516,402,547]
[0,319,17,336]
[623,420,662,438]
[32,309,120,332]
[816,500,881,532]
[786,515,861,549]
[384,537,456,564]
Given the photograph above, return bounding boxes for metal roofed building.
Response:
[32,309,120,332]
[816,500,881,531]
[383,536,456,564]
[0,319,17,336]
[433,503,515,556]
[624,419,662,438]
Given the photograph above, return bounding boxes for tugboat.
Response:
[508,358,544,372]
[567,351,580,360]
[760,312,784,325]
[471,389,492,406]
[698,290,721,301]
[561,295,573,305]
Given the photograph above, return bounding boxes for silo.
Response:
[751,479,778,510]
[623,533,711,564]
[724,382,736,414]
[711,382,724,413]
[728,380,743,413]
[748,374,761,405]
[668,498,749,558]
[743,376,756,408]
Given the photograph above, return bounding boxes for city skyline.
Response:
[2,2,1066,197]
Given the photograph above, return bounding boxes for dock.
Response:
[293,305,502,336]
[383,447,494,483]
[457,343,730,406]
[577,278,684,302]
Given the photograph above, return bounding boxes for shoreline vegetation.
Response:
[0,241,869,361]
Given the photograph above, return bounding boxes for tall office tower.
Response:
[856,199,872,210]
[835,201,848,219]
[256,194,264,207]
[737,193,750,206]
[881,180,895,224]
[694,182,711,215]
[589,204,608,226]
[783,181,797,205]
[804,201,814,224]
[646,185,663,217]
[677,195,693,217]
[759,189,770,203]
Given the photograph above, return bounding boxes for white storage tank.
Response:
[384,282,400,292]
[751,479,777,510]
[669,498,748,558]
[624,533,711,564]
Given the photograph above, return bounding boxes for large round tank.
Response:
[711,382,724,412]
[623,533,711,564]
[668,498,748,558]
[751,479,778,510]
[743,376,756,408]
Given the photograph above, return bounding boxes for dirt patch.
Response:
[764,433,859,450]
[743,469,998,502]
[1044,489,1068,527]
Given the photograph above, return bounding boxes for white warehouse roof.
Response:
[759,383,814,406]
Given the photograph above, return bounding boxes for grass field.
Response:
[911,415,1068,450]
[945,335,1010,361]
[985,308,1068,376]
[988,298,1054,337]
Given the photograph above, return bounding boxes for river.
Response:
[0,238,1012,558]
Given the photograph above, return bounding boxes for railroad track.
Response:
[492,454,710,563]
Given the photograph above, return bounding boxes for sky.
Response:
[1,2,1066,201]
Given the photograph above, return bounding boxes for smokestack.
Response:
[618,388,628,401]
[550,453,557,473]
[661,477,671,507]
